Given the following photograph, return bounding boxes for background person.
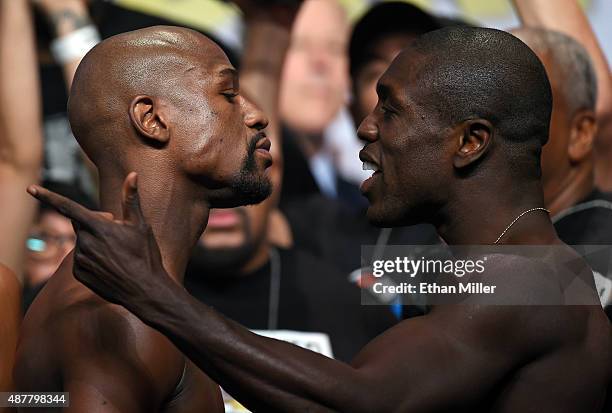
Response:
[512,27,612,317]
[511,0,612,192]
[278,0,362,208]
[0,0,42,402]
[22,181,95,311]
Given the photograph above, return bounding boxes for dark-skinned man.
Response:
[13,21,283,411]
[32,26,611,412]
[512,27,612,317]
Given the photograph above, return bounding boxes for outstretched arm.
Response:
[35,0,97,91]
[512,0,612,190]
[27,177,528,412]
[0,0,43,279]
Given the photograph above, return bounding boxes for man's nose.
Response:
[243,98,269,131]
[309,47,332,74]
[357,114,378,143]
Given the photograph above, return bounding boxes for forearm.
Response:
[0,0,43,279]
[44,1,95,90]
[139,283,374,413]
[0,0,43,171]
[512,0,612,132]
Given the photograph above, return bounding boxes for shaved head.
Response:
[403,26,552,148]
[69,26,227,167]
[512,28,597,116]
[67,25,272,208]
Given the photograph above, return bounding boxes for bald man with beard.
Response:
[14,25,275,412]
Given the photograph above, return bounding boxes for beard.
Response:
[186,208,261,277]
[228,133,273,205]
[187,238,257,277]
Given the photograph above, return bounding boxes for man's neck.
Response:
[546,163,594,216]
[99,171,210,283]
[436,179,557,245]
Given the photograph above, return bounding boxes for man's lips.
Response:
[255,136,272,152]
[359,150,382,194]
[360,170,382,194]
[359,150,382,172]
[253,133,273,167]
[207,209,241,229]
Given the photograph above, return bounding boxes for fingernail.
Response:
[26,186,38,196]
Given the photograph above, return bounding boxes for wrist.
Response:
[45,4,92,37]
[133,273,188,329]
[50,23,100,65]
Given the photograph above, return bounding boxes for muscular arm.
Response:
[139,284,527,412]
[512,0,612,190]
[0,0,43,279]
[26,173,547,412]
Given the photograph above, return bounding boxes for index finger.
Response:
[27,185,99,231]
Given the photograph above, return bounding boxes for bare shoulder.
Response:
[16,254,184,399]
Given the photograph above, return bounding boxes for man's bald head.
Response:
[401,26,552,148]
[68,25,272,208]
[68,26,228,167]
[512,28,597,117]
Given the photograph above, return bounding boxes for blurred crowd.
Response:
[1,0,611,410]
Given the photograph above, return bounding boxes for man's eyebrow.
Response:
[217,67,238,81]
[377,80,406,108]
[376,81,391,99]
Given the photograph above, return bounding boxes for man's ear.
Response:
[129,95,170,145]
[568,109,597,163]
[453,119,493,169]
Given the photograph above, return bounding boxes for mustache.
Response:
[247,132,267,154]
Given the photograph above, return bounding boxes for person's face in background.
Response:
[279,0,350,135]
[531,51,596,209]
[351,33,415,126]
[538,52,574,204]
[25,210,76,288]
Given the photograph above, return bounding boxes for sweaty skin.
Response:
[15,25,272,413]
[0,264,20,409]
[31,27,611,412]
